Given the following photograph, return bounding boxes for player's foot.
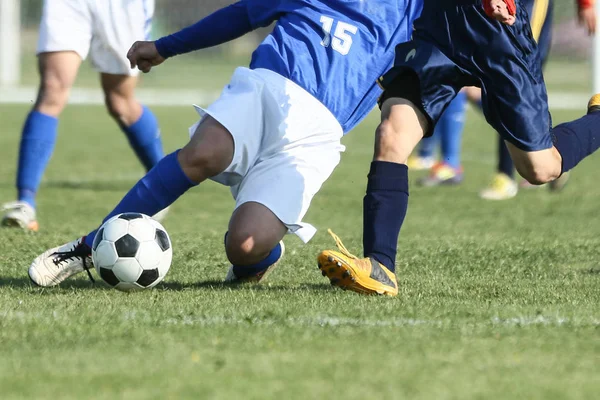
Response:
[407,155,435,171]
[29,237,94,287]
[549,171,570,192]
[317,230,398,296]
[224,242,285,283]
[418,162,464,187]
[479,173,518,200]
[153,207,170,222]
[1,201,39,232]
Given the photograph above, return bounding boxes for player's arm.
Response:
[577,0,596,35]
[128,0,281,73]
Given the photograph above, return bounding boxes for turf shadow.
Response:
[158,280,332,293]
[0,276,102,291]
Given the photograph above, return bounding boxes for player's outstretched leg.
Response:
[101,74,164,172]
[28,116,233,287]
[507,95,600,188]
[224,202,288,283]
[2,52,81,231]
[318,98,427,296]
[419,92,466,186]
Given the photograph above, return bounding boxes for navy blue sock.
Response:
[440,92,467,169]
[16,111,59,208]
[231,242,283,278]
[363,161,409,272]
[553,112,600,173]
[497,137,514,178]
[121,106,163,171]
[85,150,196,247]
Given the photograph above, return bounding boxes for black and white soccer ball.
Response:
[91,213,172,292]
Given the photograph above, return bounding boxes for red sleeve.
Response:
[578,0,595,9]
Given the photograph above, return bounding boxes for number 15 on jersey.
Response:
[320,16,358,56]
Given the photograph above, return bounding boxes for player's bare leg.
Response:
[29,116,232,287]
[2,51,81,231]
[318,98,427,296]
[101,73,166,220]
[224,202,287,283]
[504,142,562,185]
[101,74,143,127]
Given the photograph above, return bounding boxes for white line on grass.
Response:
[1,311,598,328]
[0,87,591,110]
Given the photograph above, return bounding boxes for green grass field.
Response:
[0,102,599,399]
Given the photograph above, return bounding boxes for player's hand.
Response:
[578,6,597,36]
[127,41,165,73]
[483,0,517,26]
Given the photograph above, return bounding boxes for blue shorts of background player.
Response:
[410,0,554,190]
[317,0,600,296]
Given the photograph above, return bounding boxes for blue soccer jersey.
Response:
[247,0,422,133]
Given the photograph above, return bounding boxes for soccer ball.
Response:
[91,213,172,292]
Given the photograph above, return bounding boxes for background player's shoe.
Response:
[479,173,518,200]
[29,237,93,287]
[407,155,435,171]
[317,230,398,296]
[418,162,464,187]
[224,241,285,283]
[1,201,39,231]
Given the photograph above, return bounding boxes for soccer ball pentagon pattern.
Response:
[91,213,172,292]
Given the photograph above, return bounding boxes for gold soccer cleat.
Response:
[317,230,398,296]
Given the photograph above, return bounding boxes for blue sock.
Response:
[497,137,514,178]
[231,242,283,278]
[84,150,196,247]
[121,106,163,171]
[418,136,437,159]
[439,92,467,169]
[16,111,59,208]
[363,161,409,272]
[553,112,600,173]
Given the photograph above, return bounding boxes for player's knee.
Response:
[225,230,271,266]
[178,141,225,178]
[35,76,70,114]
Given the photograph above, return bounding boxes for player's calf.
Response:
[506,143,563,185]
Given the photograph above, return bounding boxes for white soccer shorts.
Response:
[189,68,345,243]
[37,0,154,76]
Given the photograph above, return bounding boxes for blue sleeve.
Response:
[245,0,284,28]
[155,2,254,59]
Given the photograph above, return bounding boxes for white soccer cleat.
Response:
[29,237,94,287]
[1,201,39,232]
[225,241,285,283]
[152,207,170,222]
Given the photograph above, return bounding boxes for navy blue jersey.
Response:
[246,0,423,133]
